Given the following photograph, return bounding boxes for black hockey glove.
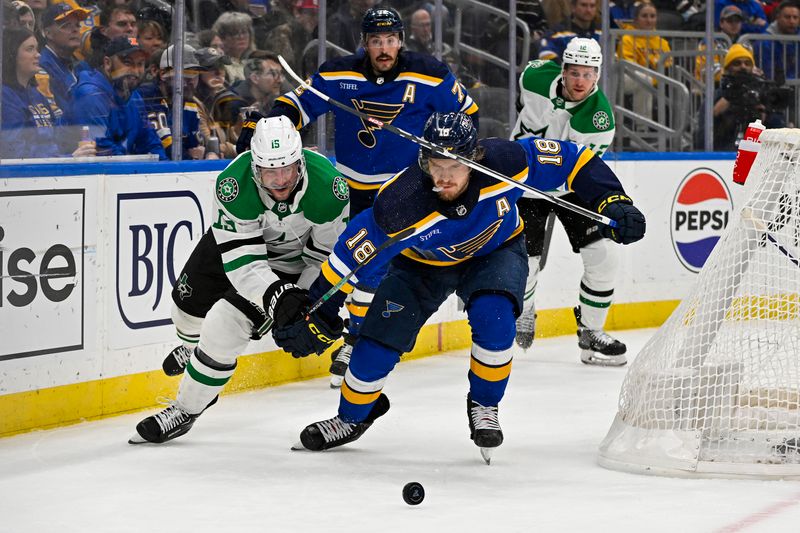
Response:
[264,281,343,357]
[594,192,646,245]
[235,110,265,154]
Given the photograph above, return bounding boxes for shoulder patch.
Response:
[592,110,612,131]
[332,175,349,201]
[217,177,239,203]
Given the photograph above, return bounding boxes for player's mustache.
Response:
[377,55,393,61]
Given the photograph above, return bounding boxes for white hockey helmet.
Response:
[562,37,602,73]
[250,115,306,195]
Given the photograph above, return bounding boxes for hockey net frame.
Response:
[598,129,800,480]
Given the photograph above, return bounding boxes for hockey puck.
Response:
[402,482,425,505]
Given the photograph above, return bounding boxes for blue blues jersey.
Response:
[269,50,478,192]
[139,82,202,160]
[309,137,624,317]
[1,81,63,159]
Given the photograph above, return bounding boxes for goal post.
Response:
[598,129,800,480]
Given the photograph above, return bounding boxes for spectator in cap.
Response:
[194,45,246,158]
[261,0,319,75]
[12,1,34,31]
[71,36,166,159]
[2,27,96,159]
[696,4,745,82]
[714,0,767,34]
[139,45,208,160]
[233,51,284,117]
[39,3,92,125]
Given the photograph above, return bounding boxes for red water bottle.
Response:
[732,119,765,185]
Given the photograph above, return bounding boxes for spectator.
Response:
[99,5,137,40]
[136,19,166,58]
[757,0,800,80]
[610,0,636,28]
[140,45,206,160]
[695,5,744,82]
[542,0,572,28]
[71,36,166,159]
[2,27,95,159]
[12,1,34,31]
[261,0,319,75]
[703,44,787,150]
[233,52,284,116]
[39,3,91,125]
[212,12,255,83]
[517,0,549,39]
[617,1,672,118]
[22,0,44,30]
[714,0,767,34]
[136,2,172,36]
[540,0,601,61]
[327,0,377,53]
[197,29,224,53]
[195,46,247,155]
[4,0,21,28]
[405,9,434,54]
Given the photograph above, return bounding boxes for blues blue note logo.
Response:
[382,300,405,318]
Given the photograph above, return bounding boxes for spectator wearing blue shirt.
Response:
[71,36,167,159]
[757,0,800,80]
[39,3,91,124]
[540,0,601,62]
[715,0,767,34]
[1,27,96,159]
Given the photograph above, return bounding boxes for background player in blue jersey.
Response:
[250,6,480,387]
[262,112,645,462]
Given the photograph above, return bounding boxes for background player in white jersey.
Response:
[511,38,627,366]
[129,116,349,444]
[256,6,479,387]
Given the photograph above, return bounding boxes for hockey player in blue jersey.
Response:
[260,6,480,387]
[263,112,645,461]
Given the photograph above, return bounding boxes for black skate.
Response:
[514,304,536,350]
[467,393,503,465]
[293,393,390,451]
[128,396,217,444]
[162,344,193,376]
[574,307,627,367]
[329,334,355,389]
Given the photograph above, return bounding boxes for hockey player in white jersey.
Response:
[511,38,626,366]
[129,116,349,444]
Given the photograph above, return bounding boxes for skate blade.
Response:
[329,375,343,389]
[480,447,493,465]
[291,440,308,451]
[580,350,627,367]
[128,432,147,444]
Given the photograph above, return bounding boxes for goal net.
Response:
[598,129,800,479]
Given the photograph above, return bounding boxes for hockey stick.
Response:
[277,55,617,229]
[538,211,557,270]
[305,226,416,316]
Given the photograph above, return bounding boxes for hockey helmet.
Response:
[418,112,478,171]
[361,7,404,42]
[562,37,602,73]
[250,115,306,194]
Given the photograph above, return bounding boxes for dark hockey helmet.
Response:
[419,112,478,171]
[361,7,404,42]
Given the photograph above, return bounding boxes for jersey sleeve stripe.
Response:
[321,260,355,293]
[396,72,443,85]
[216,235,265,254]
[319,71,367,81]
[222,253,269,273]
[276,94,309,128]
[345,301,369,318]
[462,101,479,115]
[341,382,382,405]
[565,147,596,191]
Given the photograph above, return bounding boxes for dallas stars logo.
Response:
[176,273,193,300]
[592,111,611,131]
[217,177,239,202]
[332,175,349,201]
[352,99,405,148]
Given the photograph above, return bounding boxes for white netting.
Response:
[599,129,800,479]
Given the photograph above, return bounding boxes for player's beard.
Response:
[372,52,398,73]
[435,178,469,202]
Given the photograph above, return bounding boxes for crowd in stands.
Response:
[2,0,800,160]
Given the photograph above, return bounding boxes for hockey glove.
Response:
[235,110,265,154]
[264,280,343,357]
[594,192,646,245]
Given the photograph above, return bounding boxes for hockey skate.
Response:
[467,393,503,465]
[514,304,536,350]
[329,334,355,388]
[292,393,390,451]
[162,344,193,376]
[128,396,217,444]
[574,307,627,366]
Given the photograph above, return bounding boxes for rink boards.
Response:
[0,154,745,436]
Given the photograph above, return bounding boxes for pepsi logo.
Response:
[670,168,733,273]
